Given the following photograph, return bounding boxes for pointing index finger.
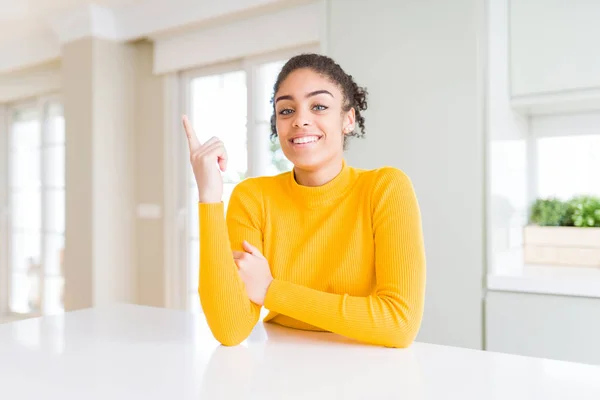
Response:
[182,115,201,151]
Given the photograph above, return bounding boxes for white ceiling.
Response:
[0,0,298,75]
[0,0,139,19]
[0,0,142,39]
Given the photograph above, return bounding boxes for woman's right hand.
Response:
[182,115,227,203]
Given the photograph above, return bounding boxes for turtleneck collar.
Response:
[288,159,355,208]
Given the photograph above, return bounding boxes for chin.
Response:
[281,138,341,171]
[288,157,317,170]
[287,154,329,172]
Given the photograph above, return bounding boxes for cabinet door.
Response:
[486,291,600,365]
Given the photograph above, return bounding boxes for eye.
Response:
[313,104,328,111]
[278,108,293,115]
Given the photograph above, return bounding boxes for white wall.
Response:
[510,0,600,97]
[327,0,486,350]
[486,291,600,365]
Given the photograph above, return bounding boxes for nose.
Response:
[292,108,312,128]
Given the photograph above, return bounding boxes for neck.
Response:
[293,157,344,187]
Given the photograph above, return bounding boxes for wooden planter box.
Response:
[523,226,600,267]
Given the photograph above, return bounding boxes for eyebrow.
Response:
[275,90,334,104]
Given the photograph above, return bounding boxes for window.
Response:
[180,54,300,313]
[536,135,600,200]
[188,69,248,209]
[256,60,294,176]
[484,0,600,294]
[487,111,600,274]
[185,68,248,313]
[530,113,600,204]
[488,138,528,259]
[4,99,65,316]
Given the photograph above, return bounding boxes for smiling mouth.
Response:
[290,135,322,145]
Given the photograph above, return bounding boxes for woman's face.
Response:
[274,68,355,171]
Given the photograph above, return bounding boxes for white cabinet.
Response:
[510,0,600,96]
[509,0,600,113]
[486,291,600,365]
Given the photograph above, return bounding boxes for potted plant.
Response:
[524,196,600,267]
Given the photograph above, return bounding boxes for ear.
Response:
[343,107,356,134]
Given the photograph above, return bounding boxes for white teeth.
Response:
[292,136,319,144]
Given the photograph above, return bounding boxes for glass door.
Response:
[7,100,65,316]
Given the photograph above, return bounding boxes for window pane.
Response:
[257,61,285,122]
[188,292,201,314]
[487,138,528,272]
[11,190,42,231]
[537,135,600,200]
[267,136,293,175]
[10,109,40,149]
[43,145,65,187]
[191,70,247,185]
[188,165,196,187]
[188,238,199,293]
[188,186,199,240]
[10,148,41,189]
[44,276,65,315]
[256,60,293,175]
[490,140,528,209]
[488,139,528,269]
[10,272,36,314]
[11,232,42,273]
[7,102,65,317]
[223,182,237,212]
[47,104,65,144]
[45,189,65,234]
[44,234,65,276]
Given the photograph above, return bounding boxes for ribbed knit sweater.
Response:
[198,159,426,348]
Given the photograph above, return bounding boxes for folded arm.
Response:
[198,180,263,346]
[264,168,426,348]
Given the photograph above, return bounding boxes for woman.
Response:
[183,53,426,348]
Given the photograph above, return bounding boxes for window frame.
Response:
[1,93,63,319]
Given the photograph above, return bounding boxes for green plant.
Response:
[529,195,600,227]
[570,196,600,227]
[529,198,569,226]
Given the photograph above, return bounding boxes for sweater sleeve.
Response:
[198,179,264,346]
[263,168,426,348]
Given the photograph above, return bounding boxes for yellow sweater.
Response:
[198,159,426,348]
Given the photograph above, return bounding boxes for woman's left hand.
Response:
[233,241,274,306]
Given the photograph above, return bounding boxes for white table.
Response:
[1,304,599,399]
